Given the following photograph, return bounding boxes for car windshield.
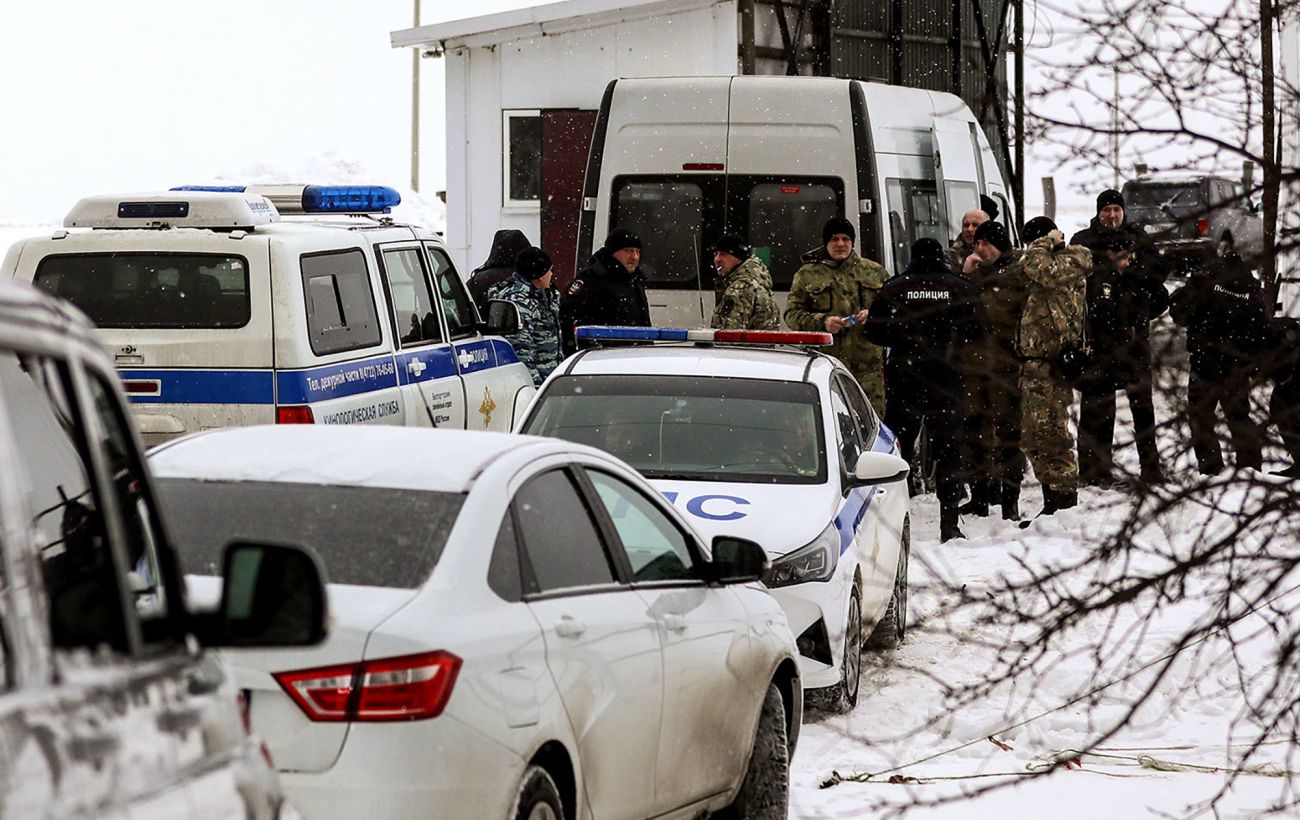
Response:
[523,374,826,484]
[1122,184,1203,220]
[34,252,251,328]
[155,479,464,588]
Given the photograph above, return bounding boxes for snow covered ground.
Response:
[793,470,1299,818]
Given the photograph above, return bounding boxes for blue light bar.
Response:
[171,185,248,192]
[301,185,401,213]
[576,326,692,342]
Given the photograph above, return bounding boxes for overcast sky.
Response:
[0,1,1244,228]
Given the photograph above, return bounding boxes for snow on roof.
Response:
[148,426,543,493]
[391,0,720,51]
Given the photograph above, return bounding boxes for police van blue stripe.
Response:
[119,369,275,405]
[394,348,458,386]
[453,339,497,374]
[275,354,399,405]
[490,338,520,365]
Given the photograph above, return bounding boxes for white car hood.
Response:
[650,479,837,558]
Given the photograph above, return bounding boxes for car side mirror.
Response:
[482,299,521,335]
[851,451,910,485]
[194,542,328,648]
[708,536,770,585]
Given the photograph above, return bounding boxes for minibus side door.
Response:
[931,118,985,242]
[375,243,465,428]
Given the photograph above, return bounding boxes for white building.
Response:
[391,0,744,284]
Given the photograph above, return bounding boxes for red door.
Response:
[541,109,598,291]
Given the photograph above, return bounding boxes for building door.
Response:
[541,109,598,291]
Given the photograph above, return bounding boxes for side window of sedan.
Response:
[584,470,696,583]
[513,469,618,594]
[836,373,879,446]
[0,351,130,654]
[829,379,864,469]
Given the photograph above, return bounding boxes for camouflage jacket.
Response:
[711,256,780,330]
[946,236,976,276]
[1016,237,1090,360]
[489,273,561,386]
[969,250,1028,370]
[785,249,888,406]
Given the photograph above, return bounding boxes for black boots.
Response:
[1018,486,1076,529]
[959,479,994,516]
[1000,483,1020,521]
[939,504,965,542]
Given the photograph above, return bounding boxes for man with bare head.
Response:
[947,208,990,275]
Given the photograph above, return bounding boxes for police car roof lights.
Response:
[64,191,280,230]
[171,184,401,215]
[575,326,832,346]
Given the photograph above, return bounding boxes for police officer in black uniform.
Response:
[863,238,987,542]
[1169,253,1268,473]
[560,228,652,355]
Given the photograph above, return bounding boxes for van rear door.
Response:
[931,118,985,242]
[23,235,275,446]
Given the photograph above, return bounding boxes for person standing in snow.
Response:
[709,234,780,330]
[946,208,990,276]
[1015,218,1090,524]
[468,229,531,318]
[488,247,561,386]
[862,238,985,542]
[785,216,889,412]
[560,228,652,356]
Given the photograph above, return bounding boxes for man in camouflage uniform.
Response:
[488,246,561,387]
[946,208,990,275]
[1015,217,1090,523]
[785,216,889,411]
[709,234,780,330]
[961,220,1027,520]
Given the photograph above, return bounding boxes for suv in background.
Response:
[0,279,326,818]
[1122,174,1263,274]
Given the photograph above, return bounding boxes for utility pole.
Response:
[1014,0,1024,228]
[411,0,421,193]
[1112,66,1120,189]
[1262,0,1279,311]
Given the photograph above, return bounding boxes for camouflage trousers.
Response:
[853,366,886,418]
[1019,360,1077,492]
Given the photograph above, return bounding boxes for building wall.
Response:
[445,1,738,276]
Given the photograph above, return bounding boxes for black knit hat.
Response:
[515,246,553,280]
[603,227,642,253]
[910,237,945,261]
[979,194,1000,222]
[1021,216,1058,244]
[1101,230,1135,253]
[1096,189,1125,213]
[712,233,752,261]
[974,220,1012,253]
[822,216,856,245]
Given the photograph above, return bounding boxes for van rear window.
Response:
[34,253,250,328]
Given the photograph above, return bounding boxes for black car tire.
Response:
[717,683,789,819]
[806,590,862,714]
[866,518,911,649]
[513,765,564,820]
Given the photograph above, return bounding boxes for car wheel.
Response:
[807,589,862,714]
[717,683,789,819]
[866,518,910,649]
[513,765,564,820]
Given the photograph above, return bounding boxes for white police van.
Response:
[2,185,535,445]
[519,326,912,713]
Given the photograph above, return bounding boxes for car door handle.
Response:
[554,617,587,638]
[662,614,688,633]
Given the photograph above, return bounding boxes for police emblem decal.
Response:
[479,386,497,427]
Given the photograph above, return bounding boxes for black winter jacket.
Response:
[559,249,651,355]
[1170,269,1268,380]
[862,257,986,410]
[1082,260,1168,389]
[467,229,531,318]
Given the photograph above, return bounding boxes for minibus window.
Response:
[300,250,383,355]
[612,179,711,286]
[745,181,840,287]
[34,253,250,329]
[886,179,945,273]
[943,181,980,243]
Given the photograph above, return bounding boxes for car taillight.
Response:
[1196,218,1210,236]
[276,405,315,424]
[273,651,462,722]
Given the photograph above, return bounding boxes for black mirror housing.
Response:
[195,542,328,648]
[708,536,770,585]
[483,299,521,335]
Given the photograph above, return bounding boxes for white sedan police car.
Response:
[519,327,911,713]
[149,425,801,820]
